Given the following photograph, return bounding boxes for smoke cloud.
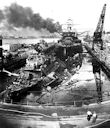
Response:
[0,10,4,21]
[0,3,61,33]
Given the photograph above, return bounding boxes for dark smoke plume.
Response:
[0,10,4,22]
[5,3,33,28]
[3,3,61,33]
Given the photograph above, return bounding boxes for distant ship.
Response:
[0,36,26,77]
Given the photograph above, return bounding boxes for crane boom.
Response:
[95,4,106,32]
[92,4,106,50]
[88,4,107,102]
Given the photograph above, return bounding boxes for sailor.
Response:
[87,111,93,121]
[91,111,97,123]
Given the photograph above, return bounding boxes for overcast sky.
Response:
[0,0,110,32]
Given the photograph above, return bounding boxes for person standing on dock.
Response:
[87,111,93,121]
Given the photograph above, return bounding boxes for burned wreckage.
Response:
[1,19,84,104]
[0,4,110,106]
[1,4,110,128]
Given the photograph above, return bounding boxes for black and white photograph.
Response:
[0,0,110,127]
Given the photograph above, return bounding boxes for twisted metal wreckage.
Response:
[0,4,110,105]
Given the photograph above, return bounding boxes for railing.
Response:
[0,98,98,107]
[1,90,110,107]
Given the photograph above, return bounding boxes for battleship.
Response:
[0,3,110,128]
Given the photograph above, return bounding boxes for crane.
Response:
[92,4,107,102]
[85,4,107,102]
[92,4,106,50]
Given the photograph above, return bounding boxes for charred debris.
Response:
[0,19,84,104]
[0,4,110,106]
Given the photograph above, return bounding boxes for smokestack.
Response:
[0,36,3,72]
